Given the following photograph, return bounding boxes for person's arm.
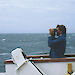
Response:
[48,35,66,47]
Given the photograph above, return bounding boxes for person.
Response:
[48,25,66,58]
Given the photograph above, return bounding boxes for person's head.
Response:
[56,25,66,36]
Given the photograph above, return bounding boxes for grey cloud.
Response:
[0,0,75,33]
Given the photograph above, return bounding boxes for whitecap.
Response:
[68,36,71,39]
[19,40,22,42]
[2,39,6,41]
[68,46,74,49]
[0,53,9,56]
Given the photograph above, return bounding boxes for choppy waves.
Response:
[0,33,75,72]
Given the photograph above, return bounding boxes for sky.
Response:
[0,0,75,33]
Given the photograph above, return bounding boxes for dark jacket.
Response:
[48,34,66,58]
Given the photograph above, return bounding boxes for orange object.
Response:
[67,63,73,75]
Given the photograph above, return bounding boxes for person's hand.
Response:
[49,29,55,36]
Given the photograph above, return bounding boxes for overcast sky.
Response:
[0,0,75,33]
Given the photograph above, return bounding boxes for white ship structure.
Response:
[0,48,75,75]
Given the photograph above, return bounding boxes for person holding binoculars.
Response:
[48,25,66,58]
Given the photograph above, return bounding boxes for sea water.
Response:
[0,33,75,72]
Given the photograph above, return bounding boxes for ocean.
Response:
[0,33,75,72]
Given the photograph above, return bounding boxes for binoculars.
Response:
[53,29,57,32]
